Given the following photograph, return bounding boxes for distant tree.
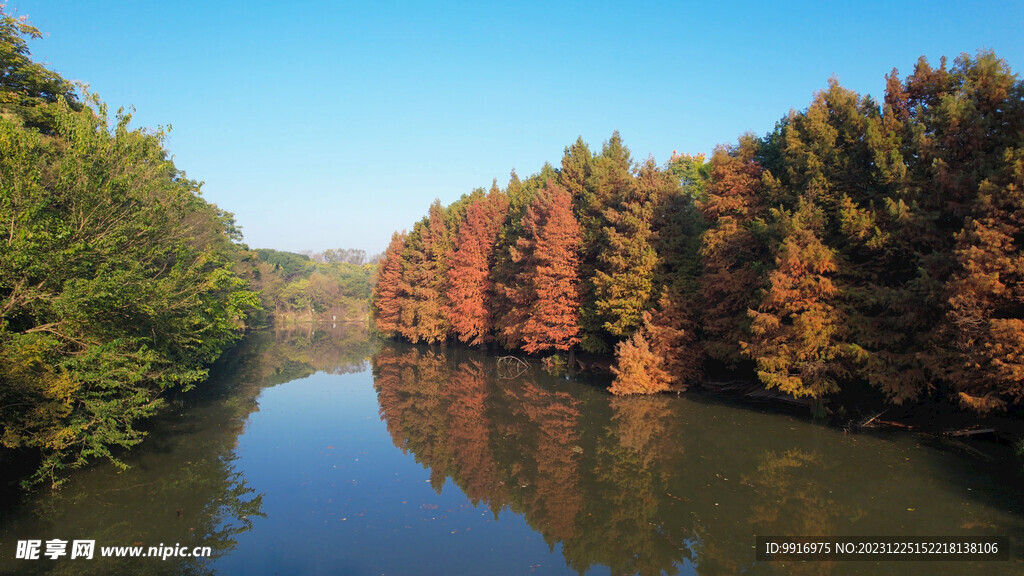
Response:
[255,249,314,279]
[322,248,367,265]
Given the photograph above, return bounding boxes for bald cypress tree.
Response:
[502,182,583,353]
[396,200,452,344]
[592,157,664,338]
[743,200,848,399]
[446,185,509,346]
[579,132,634,353]
[609,291,700,395]
[699,137,772,367]
[371,231,408,336]
[943,149,1024,412]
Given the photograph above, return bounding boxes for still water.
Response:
[1,325,1022,575]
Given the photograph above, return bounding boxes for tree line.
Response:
[372,50,1024,415]
[247,248,376,325]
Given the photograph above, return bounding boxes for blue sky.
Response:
[8,1,1023,255]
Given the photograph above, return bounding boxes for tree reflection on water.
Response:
[371,342,1024,576]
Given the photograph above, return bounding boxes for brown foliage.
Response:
[395,201,452,343]
[609,292,701,395]
[699,139,769,366]
[610,329,671,395]
[744,202,846,399]
[943,149,1024,412]
[446,188,508,346]
[501,181,583,353]
[372,233,409,336]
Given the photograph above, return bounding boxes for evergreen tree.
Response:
[578,132,634,352]
[609,329,671,395]
[656,152,708,295]
[492,169,545,348]
[609,292,700,395]
[943,148,1024,412]
[699,137,771,367]
[395,200,451,343]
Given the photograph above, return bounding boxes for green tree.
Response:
[0,9,81,132]
[577,132,635,352]
[592,157,664,338]
[0,99,258,487]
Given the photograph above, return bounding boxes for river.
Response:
[1,325,1021,575]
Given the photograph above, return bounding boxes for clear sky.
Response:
[8,1,1023,256]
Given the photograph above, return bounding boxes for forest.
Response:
[371,50,1024,421]
[0,11,261,488]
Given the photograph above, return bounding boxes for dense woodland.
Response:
[2,2,1022,491]
[0,12,263,487]
[372,50,1024,419]
[0,12,376,488]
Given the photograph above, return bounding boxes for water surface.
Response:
[1,326,1021,575]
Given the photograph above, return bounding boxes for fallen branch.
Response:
[945,428,996,437]
[496,356,530,379]
[858,411,887,429]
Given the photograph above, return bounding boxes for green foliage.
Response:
[0,99,259,487]
[0,9,81,132]
[255,248,314,279]
[592,157,663,338]
[250,249,376,325]
[0,12,258,487]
